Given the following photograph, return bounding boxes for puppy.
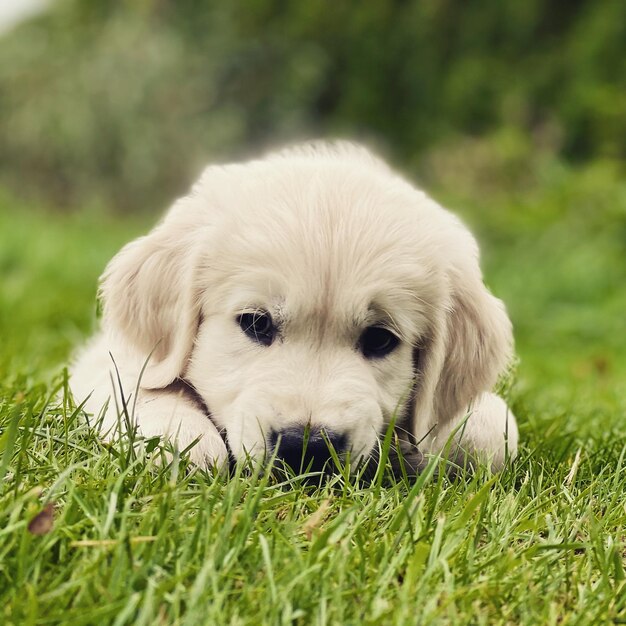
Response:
[70,141,518,473]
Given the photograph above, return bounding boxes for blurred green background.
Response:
[0,0,625,435]
[1,0,625,211]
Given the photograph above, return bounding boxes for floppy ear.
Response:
[435,269,512,421]
[99,199,207,389]
[414,247,513,432]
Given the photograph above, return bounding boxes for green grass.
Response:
[1,163,625,625]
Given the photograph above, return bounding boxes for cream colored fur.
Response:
[70,141,518,470]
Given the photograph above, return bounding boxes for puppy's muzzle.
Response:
[269,426,346,473]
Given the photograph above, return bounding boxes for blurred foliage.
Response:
[0,0,624,211]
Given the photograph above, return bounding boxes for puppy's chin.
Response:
[358,437,427,481]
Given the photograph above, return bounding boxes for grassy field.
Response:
[1,161,625,625]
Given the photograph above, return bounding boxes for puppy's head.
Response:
[101,142,512,469]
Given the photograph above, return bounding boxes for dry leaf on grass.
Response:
[302,499,332,540]
[28,502,55,535]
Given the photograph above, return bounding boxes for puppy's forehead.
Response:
[204,162,446,336]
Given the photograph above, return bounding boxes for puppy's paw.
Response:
[423,392,518,472]
[137,418,228,470]
[183,430,229,469]
[130,399,228,469]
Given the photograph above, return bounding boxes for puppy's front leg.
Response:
[71,335,228,468]
[129,386,229,468]
[425,392,519,471]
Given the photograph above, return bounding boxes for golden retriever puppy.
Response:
[70,141,518,473]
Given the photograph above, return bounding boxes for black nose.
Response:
[269,427,347,473]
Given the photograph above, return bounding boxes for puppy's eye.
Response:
[359,326,399,359]
[237,311,275,346]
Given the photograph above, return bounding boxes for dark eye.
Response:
[237,311,275,346]
[359,326,399,359]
